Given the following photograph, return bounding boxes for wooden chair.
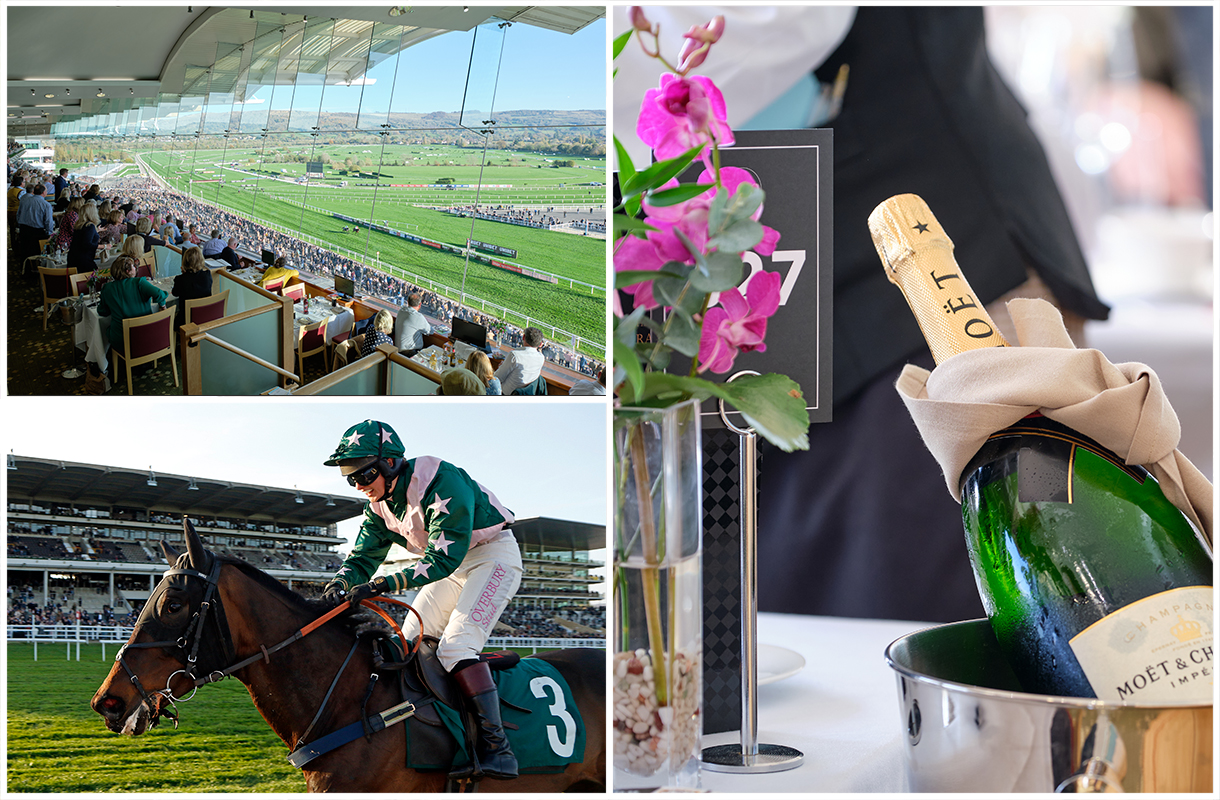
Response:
[112,307,177,395]
[38,266,76,330]
[281,282,306,302]
[137,250,157,280]
[262,277,285,295]
[22,238,52,275]
[296,317,329,377]
[327,313,355,367]
[69,272,92,297]
[184,289,229,328]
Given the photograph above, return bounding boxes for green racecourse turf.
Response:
[6,642,570,792]
[6,642,305,792]
[138,147,607,350]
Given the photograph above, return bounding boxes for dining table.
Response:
[671,613,929,793]
[73,274,177,374]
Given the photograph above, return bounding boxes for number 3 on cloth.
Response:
[529,676,576,758]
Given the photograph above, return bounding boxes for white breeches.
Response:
[399,538,523,671]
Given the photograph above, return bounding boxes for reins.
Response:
[118,557,423,731]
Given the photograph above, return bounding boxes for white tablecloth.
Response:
[691,613,928,794]
[73,276,176,373]
[291,301,353,342]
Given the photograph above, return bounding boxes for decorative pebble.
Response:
[613,649,700,777]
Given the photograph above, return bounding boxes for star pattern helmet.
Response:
[324,420,405,467]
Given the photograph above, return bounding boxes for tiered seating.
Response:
[7,535,76,559]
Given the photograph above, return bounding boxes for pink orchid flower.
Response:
[697,270,782,374]
[637,74,733,163]
[642,167,780,262]
[628,6,651,32]
[614,229,667,311]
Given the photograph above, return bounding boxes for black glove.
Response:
[321,581,347,604]
[347,577,388,607]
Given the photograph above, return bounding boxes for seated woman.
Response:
[160,223,179,246]
[54,197,84,252]
[465,351,501,396]
[359,310,394,358]
[134,217,165,250]
[98,255,168,353]
[66,205,102,273]
[172,247,213,333]
[260,255,299,289]
[99,210,126,245]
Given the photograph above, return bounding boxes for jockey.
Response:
[321,419,522,780]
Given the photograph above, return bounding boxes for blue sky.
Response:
[223,16,606,120]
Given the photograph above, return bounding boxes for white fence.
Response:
[6,624,603,660]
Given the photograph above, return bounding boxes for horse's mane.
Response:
[217,553,378,636]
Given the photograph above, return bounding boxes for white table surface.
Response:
[690,612,931,794]
[73,276,176,373]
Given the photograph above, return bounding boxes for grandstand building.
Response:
[6,455,605,637]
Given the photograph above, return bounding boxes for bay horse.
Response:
[91,520,605,792]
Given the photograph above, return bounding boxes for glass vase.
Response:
[613,399,703,790]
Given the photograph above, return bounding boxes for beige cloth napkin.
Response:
[895,297,1213,545]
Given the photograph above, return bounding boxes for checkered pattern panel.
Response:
[702,428,743,734]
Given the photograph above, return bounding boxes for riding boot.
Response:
[449,661,518,780]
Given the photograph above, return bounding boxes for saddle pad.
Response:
[406,658,585,774]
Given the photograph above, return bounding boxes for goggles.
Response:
[345,462,382,488]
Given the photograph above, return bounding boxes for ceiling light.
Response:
[30,89,35,96]
[7,453,16,471]
[463,5,469,11]
[44,93,55,98]
[295,489,305,504]
[325,495,335,507]
[64,89,70,96]
[147,468,158,487]
[96,88,106,97]
[187,478,199,490]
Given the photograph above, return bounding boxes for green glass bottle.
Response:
[871,194,1214,702]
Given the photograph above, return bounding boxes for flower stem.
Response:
[629,421,669,706]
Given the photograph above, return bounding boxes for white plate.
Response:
[758,643,805,685]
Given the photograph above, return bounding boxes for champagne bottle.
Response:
[871,193,1214,702]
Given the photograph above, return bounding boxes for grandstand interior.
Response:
[7,6,607,395]
[7,455,605,638]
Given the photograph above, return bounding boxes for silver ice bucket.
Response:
[886,619,1212,793]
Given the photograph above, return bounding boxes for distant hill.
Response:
[191,108,606,156]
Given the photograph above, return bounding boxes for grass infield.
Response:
[6,642,583,792]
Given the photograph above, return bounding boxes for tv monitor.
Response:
[451,317,487,349]
[334,274,356,300]
[261,248,276,266]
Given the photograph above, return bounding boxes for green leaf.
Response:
[614,268,683,289]
[636,373,811,452]
[613,135,636,187]
[612,29,633,61]
[614,305,648,348]
[613,339,644,403]
[688,250,744,293]
[620,143,705,200]
[661,309,702,357]
[706,187,729,237]
[623,194,642,220]
[652,265,703,317]
[644,182,711,208]
[708,218,764,255]
[612,214,654,240]
[722,182,764,224]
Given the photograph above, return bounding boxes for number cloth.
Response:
[895,297,1212,544]
[407,658,585,773]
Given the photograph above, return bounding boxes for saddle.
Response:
[374,635,521,775]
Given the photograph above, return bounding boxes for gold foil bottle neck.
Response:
[870,194,1009,364]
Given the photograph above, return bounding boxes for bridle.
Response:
[115,553,418,731]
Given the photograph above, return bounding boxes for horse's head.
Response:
[91,517,234,735]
